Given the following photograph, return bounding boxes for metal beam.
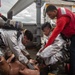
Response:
[7,11,13,19]
[8,0,34,16]
[36,0,42,45]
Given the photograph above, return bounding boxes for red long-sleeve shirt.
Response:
[45,16,70,48]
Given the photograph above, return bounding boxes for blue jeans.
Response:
[69,35,75,75]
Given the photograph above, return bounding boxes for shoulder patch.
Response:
[60,8,66,15]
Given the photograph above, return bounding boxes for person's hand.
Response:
[39,47,44,53]
[36,47,45,57]
[7,54,15,63]
[29,59,37,65]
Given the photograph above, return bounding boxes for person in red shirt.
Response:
[40,5,75,75]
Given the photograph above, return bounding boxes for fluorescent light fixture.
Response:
[63,0,75,2]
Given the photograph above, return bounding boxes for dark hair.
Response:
[41,22,52,30]
[24,30,33,41]
[46,5,57,13]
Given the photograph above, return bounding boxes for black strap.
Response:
[61,33,69,41]
[0,32,5,47]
